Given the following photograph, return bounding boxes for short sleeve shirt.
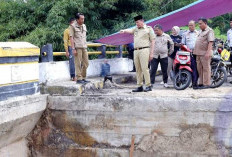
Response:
[194,26,214,56]
[130,25,155,49]
[154,33,174,59]
[181,30,198,50]
[227,29,232,47]
[69,21,87,48]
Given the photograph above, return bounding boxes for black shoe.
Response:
[144,86,152,92]
[151,84,154,88]
[193,85,199,90]
[76,80,86,84]
[104,75,113,83]
[132,86,143,92]
[82,79,90,83]
[192,83,198,90]
[129,69,136,72]
[198,85,210,89]
[198,84,203,87]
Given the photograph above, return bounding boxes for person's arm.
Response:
[149,39,155,61]
[63,29,69,58]
[227,31,230,44]
[181,33,186,45]
[69,26,77,56]
[168,36,174,55]
[120,28,134,34]
[149,27,155,61]
[205,30,215,59]
[205,41,213,59]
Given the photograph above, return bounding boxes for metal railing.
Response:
[41,43,128,62]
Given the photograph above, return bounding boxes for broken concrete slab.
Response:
[0,95,47,156]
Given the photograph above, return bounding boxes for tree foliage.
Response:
[0,0,231,51]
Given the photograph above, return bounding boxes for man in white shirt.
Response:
[182,20,199,89]
[227,18,232,51]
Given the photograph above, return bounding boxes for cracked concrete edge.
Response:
[47,95,232,113]
[40,74,136,96]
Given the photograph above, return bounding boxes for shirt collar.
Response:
[202,26,209,31]
[138,24,146,29]
[188,29,197,33]
[76,21,83,28]
[156,32,165,37]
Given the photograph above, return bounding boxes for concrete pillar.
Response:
[116,45,123,58]
[98,45,106,59]
[41,44,53,62]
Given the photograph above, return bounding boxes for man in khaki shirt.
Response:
[120,15,155,92]
[194,17,215,89]
[150,24,174,88]
[70,13,89,84]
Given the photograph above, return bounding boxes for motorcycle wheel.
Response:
[211,67,227,88]
[174,70,192,90]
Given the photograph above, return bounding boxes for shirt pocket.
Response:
[74,28,82,38]
[134,30,138,37]
[161,38,168,46]
[186,37,191,42]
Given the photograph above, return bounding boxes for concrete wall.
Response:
[39,58,133,83]
[28,92,232,156]
[0,95,47,157]
[0,42,40,101]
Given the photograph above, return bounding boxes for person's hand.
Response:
[205,51,211,59]
[73,49,77,56]
[120,30,124,34]
[65,51,69,58]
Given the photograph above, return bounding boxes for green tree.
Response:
[0,0,231,52]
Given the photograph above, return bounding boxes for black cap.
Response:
[134,15,143,21]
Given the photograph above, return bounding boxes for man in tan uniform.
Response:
[194,17,215,89]
[120,15,155,92]
[70,13,89,84]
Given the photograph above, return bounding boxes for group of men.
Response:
[63,13,232,92]
[120,15,215,92]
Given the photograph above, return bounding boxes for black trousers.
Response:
[230,47,232,63]
[191,54,198,85]
[150,56,168,84]
[128,49,135,71]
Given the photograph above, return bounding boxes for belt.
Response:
[134,46,150,50]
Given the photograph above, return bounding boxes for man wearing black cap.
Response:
[120,15,155,92]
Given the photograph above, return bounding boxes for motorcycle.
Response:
[214,39,232,75]
[211,54,227,88]
[170,45,192,90]
[170,44,227,90]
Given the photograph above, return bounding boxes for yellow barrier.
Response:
[52,43,128,56]
[53,51,128,56]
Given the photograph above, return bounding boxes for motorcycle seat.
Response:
[212,57,220,62]
[177,51,190,56]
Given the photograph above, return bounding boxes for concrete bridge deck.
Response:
[41,73,232,99]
